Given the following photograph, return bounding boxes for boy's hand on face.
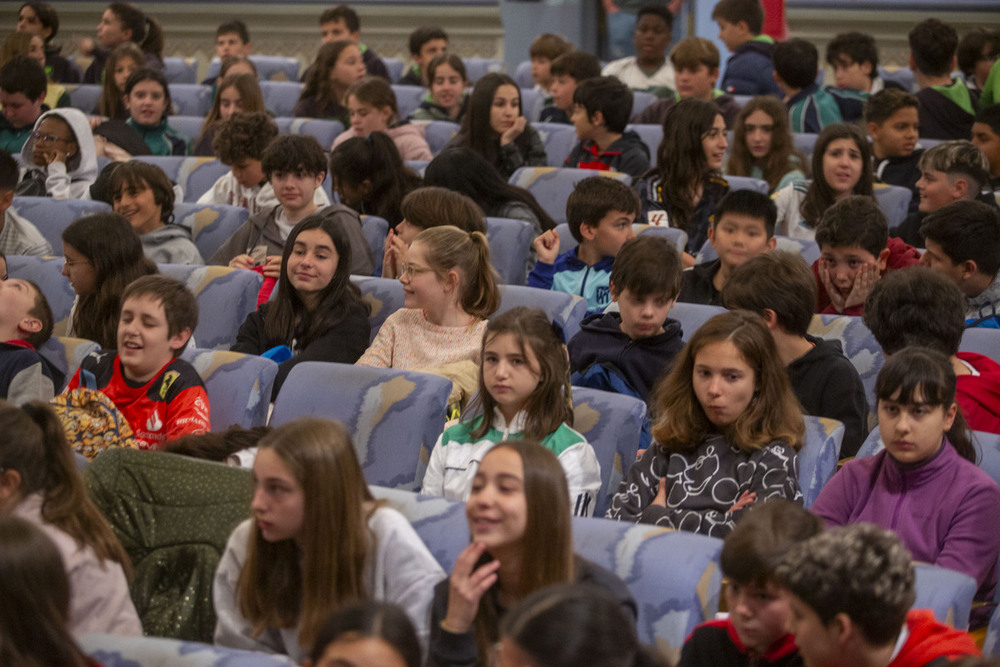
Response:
[499,116,526,146]
[818,257,847,313]
[533,229,560,265]
[843,262,879,311]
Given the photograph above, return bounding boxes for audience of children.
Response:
[0,400,142,635]
[711,0,782,97]
[542,50,603,124]
[11,6,1000,664]
[0,515,98,666]
[826,31,901,94]
[109,161,202,265]
[725,95,807,193]
[199,112,331,215]
[193,72,266,157]
[866,89,923,212]
[422,307,602,516]
[381,186,487,280]
[911,19,979,141]
[328,132,423,229]
[863,266,1000,435]
[332,77,432,161]
[564,76,650,178]
[636,98,730,265]
[15,108,96,200]
[0,55,48,154]
[893,140,994,247]
[294,40,367,124]
[606,310,804,537]
[500,583,662,667]
[232,216,370,396]
[82,2,164,84]
[678,499,823,667]
[567,234,684,404]
[723,251,868,457]
[409,54,469,123]
[773,38,866,134]
[530,176,638,314]
[773,123,874,241]
[920,200,1000,327]
[814,195,920,315]
[601,5,675,99]
[399,26,448,87]
[305,602,422,667]
[776,523,980,666]
[679,189,777,306]
[812,345,1000,626]
[211,134,373,277]
[450,72,547,180]
[16,2,81,84]
[427,439,635,666]
[213,418,444,662]
[61,212,157,349]
[64,275,211,449]
[96,42,144,120]
[358,225,499,371]
[0,276,60,404]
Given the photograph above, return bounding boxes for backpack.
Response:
[50,369,139,460]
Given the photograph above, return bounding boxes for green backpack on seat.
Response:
[86,448,252,642]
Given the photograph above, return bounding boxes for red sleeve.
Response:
[164,385,211,441]
[65,367,82,391]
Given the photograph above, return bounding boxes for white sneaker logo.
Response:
[146,410,163,432]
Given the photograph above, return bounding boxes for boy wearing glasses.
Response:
[17,109,98,199]
[0,150,50,257]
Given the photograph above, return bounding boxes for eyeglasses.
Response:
[33,132,74,144]
[63,257,90,268]
[399,262,432,278]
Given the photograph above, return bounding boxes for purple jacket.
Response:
[812,441,1000,610]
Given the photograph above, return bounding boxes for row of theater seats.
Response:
[75,442,981,667]
[160,54,504,86]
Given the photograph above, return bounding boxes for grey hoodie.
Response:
[142,224,204,265]
[19,108,98,199]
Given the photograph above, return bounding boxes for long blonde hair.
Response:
[235,418,384,647]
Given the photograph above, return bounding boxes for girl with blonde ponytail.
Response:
[0,400,141,636]
[358,225,501,371]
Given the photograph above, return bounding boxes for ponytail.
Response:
[140,16,164,59]
[948,410,976,464]
[463,231,501,320]
[0,401,132,575]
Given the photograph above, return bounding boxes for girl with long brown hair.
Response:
[726,95,808,193]
[607,310,805,538]
[421,307,602,516]
[213,418,444,663]
[194,72,266,156]
[0,400,140,636]
[427,440,635,666]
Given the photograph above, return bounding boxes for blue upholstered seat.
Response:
[180,348,278,429]
[360,215,389,277]
[157,264,263,350]
[509,167,632,226]
[206,55,301,82]
[669,302,728,342]
[532,123,578,167]
[259,81,305,117]
[350,276,405,343]
[11,197,112,255]
[496,284,589,341]
[798,416,844,508]
[163,57,197,84]
[6,255,76,336]
[808,313,883,427]
[38,336,101,391]
[168,84,214,117]
[485,216,534,285]
[172,202,250,261]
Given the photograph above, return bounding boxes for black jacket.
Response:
[231,300,370,397]
[678,259,723,307]
[875,149,923,214]
[787,335,868,457]
[679,617,803,667]
[568,311,684,403]
[564,130,651,178]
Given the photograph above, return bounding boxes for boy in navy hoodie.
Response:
[712,0,782,97]
[565,77,650,178]
[568,234,683,404]
[679,499,822,667]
